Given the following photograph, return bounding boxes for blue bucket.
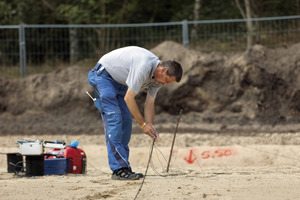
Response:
[44,158,67,175]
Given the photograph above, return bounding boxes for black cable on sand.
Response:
[133,139,155,200]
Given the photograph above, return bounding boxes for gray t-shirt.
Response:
[98,46,162,97]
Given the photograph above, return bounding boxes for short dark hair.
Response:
[161,60,183,82]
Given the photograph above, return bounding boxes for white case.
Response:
[19,141,44,155]
[43,142,66,149]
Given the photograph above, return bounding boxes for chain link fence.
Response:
[1,16,300,77]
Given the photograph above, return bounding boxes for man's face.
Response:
[155,70,176,86]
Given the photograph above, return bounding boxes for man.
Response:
[88,46,182,180]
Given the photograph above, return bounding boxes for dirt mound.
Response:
[1,41,300,135]
[151,41,300,124]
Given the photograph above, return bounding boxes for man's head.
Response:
[154,60,183,86]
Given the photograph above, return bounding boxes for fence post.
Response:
[19,24,26,77]
[182,20,189,47]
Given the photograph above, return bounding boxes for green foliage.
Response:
[201,0,241,19]
[1,0,300,25]
[253,0,300,17]
[57,0,103,24]
[0,0,22,24]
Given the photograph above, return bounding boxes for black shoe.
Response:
[132,172,144,178]
[111,168,140,180]
[128,168,144,178]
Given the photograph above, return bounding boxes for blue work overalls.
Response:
[88,63,132,171]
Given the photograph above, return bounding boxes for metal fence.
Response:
[1,15,300,77]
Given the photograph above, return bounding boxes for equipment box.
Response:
[64,146,87,174]
[7,153,24,173]
[44,158,68,175]
[18,141,44,155]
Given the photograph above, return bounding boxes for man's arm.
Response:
[144,92,155,125]
[124,88,156,139]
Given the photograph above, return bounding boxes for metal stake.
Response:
[166,109,183,173]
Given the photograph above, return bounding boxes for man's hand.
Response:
[124,88,159,141]
[142,122,159,141]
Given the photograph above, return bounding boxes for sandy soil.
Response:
[2,41,300,200]
[1,132,300,200]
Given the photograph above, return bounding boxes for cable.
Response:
[223,136,300,163]
[150,131,300,178]
[150,143,190,178]
[87,162,110,174]
[150,144,168,177]
[133,139,155,200]
[14,161,25,177]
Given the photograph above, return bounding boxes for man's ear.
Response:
[162,67,168,73]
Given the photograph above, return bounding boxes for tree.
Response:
[235,0,254,50]
[191,0,202,41]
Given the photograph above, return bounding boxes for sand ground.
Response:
[0,133,300,200]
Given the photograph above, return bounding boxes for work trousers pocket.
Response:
[93,98,103,113]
